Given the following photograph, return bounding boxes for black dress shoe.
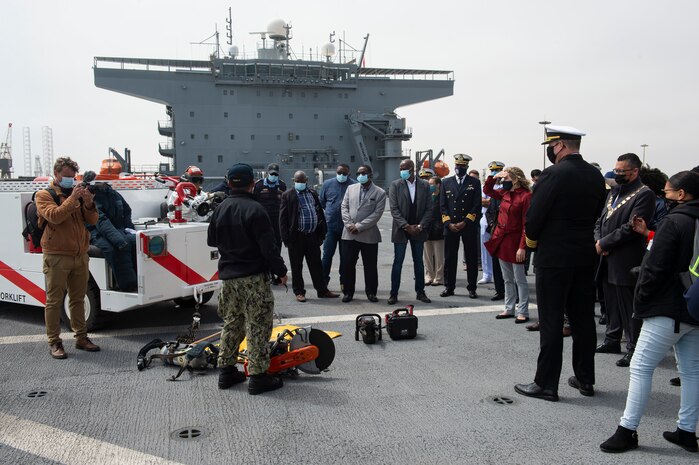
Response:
[416,293,431,303]
[600,425,638,453]
[670,377,681,387]
[490,293,504,301]
[469,290,478,299]
[596,341,622,354]
[387,295,398,305]
[567,376,594,396]
[440,289,454,297]
[514,382,559,402]
[367,294,378,303]
[341,294,353,303]
[616,352,633,367]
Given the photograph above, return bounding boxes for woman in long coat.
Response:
[484,167,532,323]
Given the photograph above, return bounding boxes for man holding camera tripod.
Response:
[36,157,100,359]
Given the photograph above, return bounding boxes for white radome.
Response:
[267,19,288,40]
[228,46,239,58]
[321,43,336,58]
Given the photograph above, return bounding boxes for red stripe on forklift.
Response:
[0,260,47,305]
[151,254,208,285]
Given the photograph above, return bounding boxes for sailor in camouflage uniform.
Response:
[440,153,483,299]
[207,163,289,395]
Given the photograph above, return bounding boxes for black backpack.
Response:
[22,188,60,248]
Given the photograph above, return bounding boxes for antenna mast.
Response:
[226,7,233,46]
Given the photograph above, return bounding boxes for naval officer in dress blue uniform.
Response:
[515,125,606,402]
[440,153,483,299]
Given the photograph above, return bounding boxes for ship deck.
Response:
[0,213,695,464]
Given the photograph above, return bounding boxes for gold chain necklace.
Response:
[606,186,646,220]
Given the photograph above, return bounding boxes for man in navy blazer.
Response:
[388,159,433,304]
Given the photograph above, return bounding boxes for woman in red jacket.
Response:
[484,167,532,323]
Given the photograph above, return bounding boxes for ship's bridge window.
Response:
[257,64,270,75]
[235,65,246,76]
[270,65,282,76]
[246,64,255,76]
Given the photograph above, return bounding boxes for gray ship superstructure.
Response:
[93,20,454,187]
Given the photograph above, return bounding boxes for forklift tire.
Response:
[61,279,103,332]
[174,291,214,308]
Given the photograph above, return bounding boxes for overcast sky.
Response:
[2,0,697,178]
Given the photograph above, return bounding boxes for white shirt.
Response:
[406,178,416,202]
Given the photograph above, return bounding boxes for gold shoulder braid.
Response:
[605,186,646,220]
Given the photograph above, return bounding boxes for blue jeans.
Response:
[321,229,343,286]
[390,240,425,296]
[619,316,699,432]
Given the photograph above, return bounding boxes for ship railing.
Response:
[358,68,454,81]
[94,57,212,73]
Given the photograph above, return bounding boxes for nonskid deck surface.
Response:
[0,214,694,465]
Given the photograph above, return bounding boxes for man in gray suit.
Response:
[340,165,387,303]
[388,159,433,305]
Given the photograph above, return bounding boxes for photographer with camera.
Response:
[86,172,138,292]
[36,157,100,359]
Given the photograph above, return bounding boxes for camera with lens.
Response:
[80,170,98,193]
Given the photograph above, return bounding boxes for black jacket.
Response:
[279,188,327,246]
[634,199,699,325]
[525,154,606,268]
[207,192,287,280]
[439,175,482,233]
[253,179,287,221]
[428,195,442,241]
[594,177,656,287]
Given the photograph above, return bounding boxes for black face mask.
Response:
[455,166,468,177]
[546,145,557,164]
[501,181,513,191]
[666,199,680,211]
[614,174,630,185]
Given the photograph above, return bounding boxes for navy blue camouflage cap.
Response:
[226,163,254,186]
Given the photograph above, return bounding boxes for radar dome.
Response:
[321,43,336,58]
[228,46,239,58]
[267,19,289,40]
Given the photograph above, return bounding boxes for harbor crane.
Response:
[0,123,13,178]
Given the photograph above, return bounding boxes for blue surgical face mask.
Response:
[429,184,437,193]
[336,173,348,183]
[357,174,369,184]
[294,182,306,191]
[59,177,75,189]
[400,170,411,181]
[267,174,279,183]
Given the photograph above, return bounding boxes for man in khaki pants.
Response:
[36,157,100,359]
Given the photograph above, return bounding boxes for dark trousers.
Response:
[287,233,327,296]
[444,225,479,292]
[492,253,505,295]
[534,266,597,391]
[92,234,137,291]
[341,240,379,296]
[602,278,641,352]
